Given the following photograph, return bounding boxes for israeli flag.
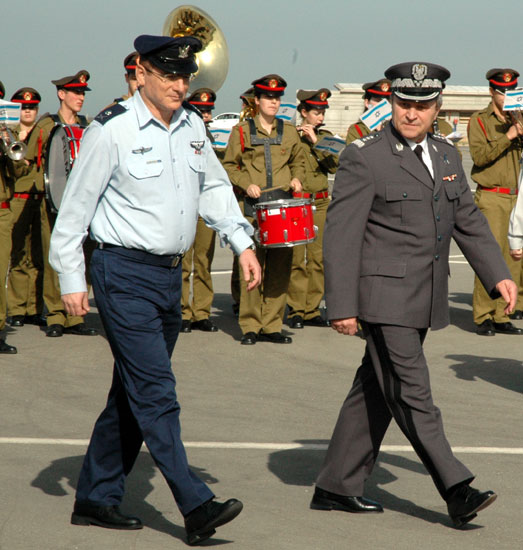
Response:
[360,99,392,131]
[0,99,21,125]
[503,88,523,111]
[276,103,297,123]
[314,135,346,156]
[209,128,232,149]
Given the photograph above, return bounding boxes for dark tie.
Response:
[414,145,433,180]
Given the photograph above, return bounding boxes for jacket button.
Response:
[434,195,439,201]
[436,215,441,221]
[435,254,440,260]
[437,235,442,241]
[403,192,408,198]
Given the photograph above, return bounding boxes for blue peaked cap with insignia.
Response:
[385,62,450,102]
[134,35,202,75]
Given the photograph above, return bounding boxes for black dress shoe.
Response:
[241,331,257,345]
[509,309,523,320]
[287,315,304,329]
[185,498,243,546]
[476,319,495,336]
[46,324,64,337]
[71,501,143,530]
[180,319,192,333]
[311,487,383,513]
[9,315,25,327]
[446,485,497,527]
[0,339,17,354]
[191,318,218,332]
[493,321,523,335]
[260,331,292,344]
[24,314,46,326]
[64,323,99,336]
[303,315,330,327]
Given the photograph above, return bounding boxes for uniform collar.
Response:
[134,90,189,130]
[405,135,429,153]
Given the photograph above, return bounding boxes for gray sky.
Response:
[2,0,522,117]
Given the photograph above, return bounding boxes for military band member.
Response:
[468,68,523,335]
[19,70,98,338]
[286,89,338,328]
[0,81,17,353]
[345,78,391,144]
[223,74,306,344]
[8,88,45,328]
[114,52,139,103]
[181,88,219,332]
[313,62,516,527]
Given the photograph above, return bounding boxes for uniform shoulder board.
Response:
[94,103,127,125]
[352,133,381,149]
[183,100,203,119]
[431,133,454,146]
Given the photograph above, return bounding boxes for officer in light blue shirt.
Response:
[50,34,261,546]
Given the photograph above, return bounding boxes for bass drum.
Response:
[44,124,85,213]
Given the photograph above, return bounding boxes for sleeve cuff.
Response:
[57,272,88,296]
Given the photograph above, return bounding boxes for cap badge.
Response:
[268,79,278,89]
[381,82,390,92]
[412,64,428,85]
[319,91,327,101]
[79,74,86,83]
[503,72,513,82]
[200,92,209,102]
[178,45,190,59]
[23,91,33,101]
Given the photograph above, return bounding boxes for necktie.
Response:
[414,145,433,180]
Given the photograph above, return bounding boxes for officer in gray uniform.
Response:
[311,62,517,527]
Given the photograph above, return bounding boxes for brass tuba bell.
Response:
[162,5,229,93]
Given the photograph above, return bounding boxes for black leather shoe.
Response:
[46,324,64,337]
[493,321,523,335]
[241,331,257,345]
[287,315,304,329]
[509,309,523,320]
[304,315,330,327]
[63,323,99,336]
[25,314,46,326]
[476,319,495,336]
[9,315,25,327]
[185,498,243,546]
[180,319,192,333]
[310,487,383,513]
[71,501,143,530]
[446,485,497,527]
[260,331,292,344]
[0,339,17,354]
[191,318,218,332]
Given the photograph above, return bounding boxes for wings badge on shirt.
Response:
[190,140,205,155]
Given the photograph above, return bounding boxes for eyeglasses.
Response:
[143,66,194,84]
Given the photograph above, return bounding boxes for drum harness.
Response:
[247,117,283,190]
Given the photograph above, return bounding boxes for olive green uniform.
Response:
[346,121,371,145]
[8,125,44,318]
[0,155,14,332]
[287,129,338,321]
[222,115,306,334]
[468,102,522,324]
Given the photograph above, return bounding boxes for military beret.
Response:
[0,81,4,99]
[187,88,216,111]
[52,70,91,92]
[124,52,139,75]
[296,88,331,109]
[251,74,287,97]
[486,68,519,92]
[11,87,41,105]
[362,79,391,98]
[385,62,450,101]
[240,87,255,104]
[134,35,202,75]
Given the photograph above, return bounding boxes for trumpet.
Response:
[0,125,27,161]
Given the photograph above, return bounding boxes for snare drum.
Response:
[44,124,85,213]
[254,198,317,248]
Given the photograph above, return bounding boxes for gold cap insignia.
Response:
[79,74,86,83]
[268,79,278,89]
[381,82,390,92]
[503,72,513,82]
[319,91,327,101]
[23,91,33,101]
[201,92,209,102]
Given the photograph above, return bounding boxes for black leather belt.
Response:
[97,243,183,268]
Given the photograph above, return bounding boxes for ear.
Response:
[135,58,146,88]
[57,89,66,101]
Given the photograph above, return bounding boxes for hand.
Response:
[290,178,302,193]
[495,279,518,315]
[331,317,359,336]
[246,184,261,199]
[506,122,523,140]
[510,248,523,261]
[299,124,317,144]
[62,292,90,317]
[239,247,262,291]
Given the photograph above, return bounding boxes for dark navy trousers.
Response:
[75,247,214,516]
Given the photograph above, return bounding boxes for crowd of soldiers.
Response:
[1,60,522,354]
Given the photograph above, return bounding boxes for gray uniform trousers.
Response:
[316,322,473,499]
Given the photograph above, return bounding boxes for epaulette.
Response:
[94,103,127,125]
[431,133,454,147]
[183,100,203,119]
[351,133,381,149]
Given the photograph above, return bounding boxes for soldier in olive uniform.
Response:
[7,88,45,327]
[223,74,305,344]
[113,52,139,104]
[181,88,219,333]
[286,89,338,328]
[0,81,18,352]
[19,71,98,338]
[468,68,523,336]
[346,79,391,145]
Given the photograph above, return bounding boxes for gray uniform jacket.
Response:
[324,123,510,330]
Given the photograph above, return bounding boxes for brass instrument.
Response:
[0,125,27,161]
[239,101,257,121]
[162,5,229,93]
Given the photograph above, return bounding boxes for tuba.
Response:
[162,5,229,93]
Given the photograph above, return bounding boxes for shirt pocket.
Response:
[385,182,423,226]
[127,156,164,180]
[187,153,206,174]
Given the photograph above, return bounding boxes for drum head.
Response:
[44,125,72,213]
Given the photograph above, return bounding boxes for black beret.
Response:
[187,88,216,111]
[296,88,331,109]
[134,35,202,75]
[486,68,519,92]
[385,62,450,101]
[11,87,41,105]
[251,74,287,97]
[51,70,91,92]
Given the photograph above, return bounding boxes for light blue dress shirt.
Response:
[50,91,254,295]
